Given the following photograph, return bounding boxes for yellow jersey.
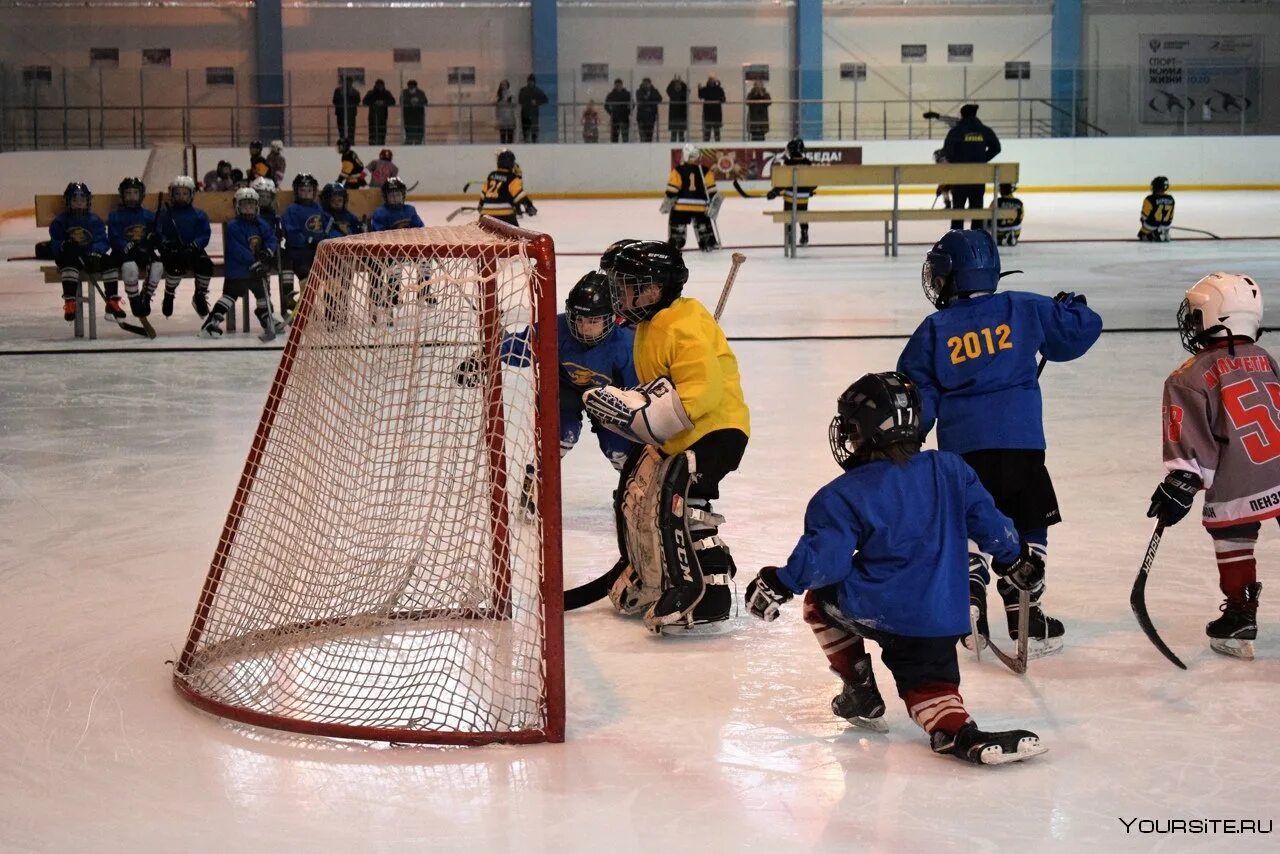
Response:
[632,296,750,455]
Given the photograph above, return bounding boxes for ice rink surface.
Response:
[2,191,1279,852]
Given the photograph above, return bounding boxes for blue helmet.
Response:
[922,229,1000,309]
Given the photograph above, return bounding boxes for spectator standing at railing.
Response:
[941,103,1002,230]
[667,75,689,142]
[333,77,361,143]
[635,78,663,142]
[363,80,396,146]
[401,80,428,145]
[582,100,600,143]
[698,74,726,142]
[518,75,549,143]
[746,81,772,141]
[605,79,632,143]
[495,80,517,144]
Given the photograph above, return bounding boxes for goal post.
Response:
[173,217,564,745]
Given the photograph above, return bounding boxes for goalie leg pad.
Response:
[668,219,688,249]
[608,446,666,615]
[694,216,718,250]
[642,451,706,633]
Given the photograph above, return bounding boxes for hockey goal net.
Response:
[173,218,564,744]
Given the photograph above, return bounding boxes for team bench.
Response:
[766,162,1020,258]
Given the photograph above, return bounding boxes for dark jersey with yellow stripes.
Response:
[1141,192,1175,227]
[778,154,816,204]
[479,169,527,217]
[666,163,717,213]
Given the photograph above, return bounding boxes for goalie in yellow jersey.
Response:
[583,239,750,634]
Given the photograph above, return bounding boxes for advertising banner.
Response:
[1141,34,1259,123]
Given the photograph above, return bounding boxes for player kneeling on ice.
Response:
[745,372,1047,765]
[199,188,283,339]
[50,182,123,322]
[582,240,749,634]
[1138,176,1175,242]
[1149,273,1275,660]
[897,229,1101,660]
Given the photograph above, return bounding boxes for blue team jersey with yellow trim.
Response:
[224,216,279,279]
[107,207,156,254]
[897,291,1101,454]
[499,314,636,391]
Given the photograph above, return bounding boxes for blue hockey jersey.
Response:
[499,314,637,391]
[224,216,279,280]
[776,451,1020,637]
[282,202,328,254]
[154,204,210,248]
[327,209,364,238]
[107,207,156,254]
[370,204,424,232]
[897,291,1102,454]
[49,212,109,256]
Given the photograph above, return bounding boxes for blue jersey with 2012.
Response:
[897,291,1102,454]
[776,450,1020,637]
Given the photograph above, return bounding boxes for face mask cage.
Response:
[921,250,954,309]
[568,309,614,345]
[607,269,662,325]
[295,185,317,203]
[385,190,405,207]
[121,188,142,207]
[236,199,259,218]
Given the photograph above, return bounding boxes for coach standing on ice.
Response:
[942,104,1000,230]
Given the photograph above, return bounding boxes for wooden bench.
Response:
[767,163,1020,258]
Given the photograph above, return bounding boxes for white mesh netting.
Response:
[174,222,563,744]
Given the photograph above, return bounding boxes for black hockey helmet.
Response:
[320,182,348,210]
[786,137,805,159]
[566,271,615,345]
[1151,175,1169,194]
[999,182,1017,196]
[118,177,145,207]
[336,137,351,151]
[604,239,688,325]
[216,160,232,173]
[829,372,921,470]
[497,148,517,170]
[382,177,407,205]
[63,181,92,212]
[292,172,319,202]
[922,228,1000,309]
[249,139,263,152]
[599,238,641,274]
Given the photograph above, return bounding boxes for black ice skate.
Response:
[198,314,224,339]
[799,225,810,246]
[643,579,705,634]
[162,291,176,317]
[830,656,888,732]
[931,722,1046,766]
[998,578,1064,658]
[962,564,989,654]
[192,289,210,318]
[1207,582,1261,660]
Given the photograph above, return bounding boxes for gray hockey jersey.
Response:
[1162,340,1280,527]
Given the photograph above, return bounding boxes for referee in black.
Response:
[941,104,1001,230]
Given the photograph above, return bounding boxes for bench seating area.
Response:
[766,162,1020,257]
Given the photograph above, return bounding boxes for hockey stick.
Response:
[981,590,1029,675]
[84,269,155,338]
[732,178,767,199]
[715,253,747,321]
[462,180,485,193]
[1130,522,1188,670]
[446,206,479,223]
[1170,226,1220,240]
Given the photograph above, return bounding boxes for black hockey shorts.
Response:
[112,243,156,271]
[685,428,748,501]
[288,249,316,280]
[161,244,213,278]
[55,243,108,273]
[220,276,267,301]
[961,448,1061,531]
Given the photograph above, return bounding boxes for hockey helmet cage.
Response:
[320,182,348,209]
[169,176,196,206]
[497,149,517,170]
[381,177,407,205]
[63,182,92,212]
[251,176,277,200]
[1177,272,1263,354]
[604,239,689,326]
[566,271,615,345]
[234,187,260,218]
[118,177,145,207]
[1151,176,1170,194]
[829,371,921,470]
[292,172,319,202]
[682,144,701,164]
[922,228,1001,309]
[786,137,805,159]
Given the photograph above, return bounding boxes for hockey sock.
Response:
[802,590,866,680]
[904,683,971,737]
[210,296,234,320]
[60,269,80,299]
[165,277,180,295]
[1212,531,1258,601]
[103,274,119,297]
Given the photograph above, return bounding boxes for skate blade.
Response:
[978,738,1047,766]
[197,328,222,340]
[1210,638,1256,660]
[841,715,889,733]
[1022,637,1064,660]
[656,616,734,637]
[961,633,989,652]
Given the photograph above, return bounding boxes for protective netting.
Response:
[174,220,564,744]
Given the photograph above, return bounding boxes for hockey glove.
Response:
[766,188,780,201]
[1147,469,1202,527]
[745,567,794,622]
[583,377,694,446]
[922,110,941,120]
[86,251,106,271]
[992,543,1045,598]
[659,196,675,215]
[249,261,269,278]
[455,355,484,388]
[523,201,538,217]
[1053,291,1087,306]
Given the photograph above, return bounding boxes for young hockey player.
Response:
[896,229,1102,658]
[766,137,815,247]
[662,144,719,251]
[368,148,399,188]
[370,177,424,231]
[995,183,1024,246]
[155,176,213,318]
[281,173,327,317]
[49,182,122,321]
[251,176,289,315]
[108,177,162,319]
[1138,176,1175,242]
[584,240,749,633]
[199,188,283,339]
[337,139,366,189]
[320,182,364,238]
[744,372,1048,766]
[478,149,536,226]
[1148,272,1275,660]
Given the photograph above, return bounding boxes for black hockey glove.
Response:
[1147,469,1202,527]
[745,566,794,622]
[992,543,1045,598]
[1053,291,1087,307]
[523,201,538,217]
[86,251,106,271]
[766,188,780,200]
[249,261,269,277]
[922,110,941,120]
[256,248,276,265]
[455,355,484,388]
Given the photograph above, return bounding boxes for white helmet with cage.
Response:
[682,144,700,164]
[250,176,277,205]
[234,186,260,219]
[169,175,196,206]
[1177,272,1263,353]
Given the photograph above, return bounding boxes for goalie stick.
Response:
[1130,522,1188,669]
[84,269,155,339]
[564,253,747,611]
[732,178,766,199]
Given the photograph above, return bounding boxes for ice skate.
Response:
[931,722,1046,766]
[830,656,888,732]
[1207,582,1260,660]
[198,315,224,339]
[104,296,126,319]
[192,289,210,318]
[63,297,77,321]
[162,291,175,317]
[644,579,705,635]
[999,578,1064,658]
[962,569,989,653]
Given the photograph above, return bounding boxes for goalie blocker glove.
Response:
[745,566,793,622]
[583,377,694,446]
[991,542,1045,598]
[1147,469,1201,527]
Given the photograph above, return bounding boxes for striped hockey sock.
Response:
[1214,534,1258,601]
[905,684,971,737]
[802,590,866,679]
